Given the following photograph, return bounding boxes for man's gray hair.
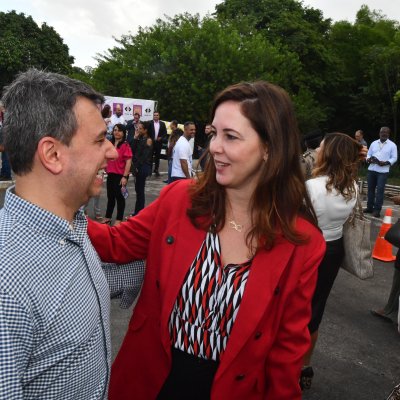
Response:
[1,69,104,175]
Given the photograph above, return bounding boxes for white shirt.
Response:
[367,139,397,173]
[188,137,195,154]
[153,121,160,140]
[171,136,192,178]
[110,114,126,127]
[306,176,357,241]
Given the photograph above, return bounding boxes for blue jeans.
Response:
[1,152,11,178]
[367,170,389,212]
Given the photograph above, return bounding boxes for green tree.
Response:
[215,0,334,93]
[214,0,340,132]
[328,5,400,139]
[0,11,74,93]
[93,14,306,124]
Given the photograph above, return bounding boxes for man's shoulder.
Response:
[302,149,316,159]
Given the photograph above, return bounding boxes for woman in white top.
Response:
[301,132,362,390]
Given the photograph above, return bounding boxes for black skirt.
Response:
[157,347,220,400]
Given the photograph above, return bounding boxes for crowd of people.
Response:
[0,69,399,399]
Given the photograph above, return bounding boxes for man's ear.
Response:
[36,136,63,174]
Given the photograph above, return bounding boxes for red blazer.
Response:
[88,180,325,400]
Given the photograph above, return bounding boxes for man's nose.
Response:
[106,140,118,160]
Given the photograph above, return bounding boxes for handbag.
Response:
[341,193,374,279]
[384,218,400,248]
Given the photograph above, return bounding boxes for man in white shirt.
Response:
[365,127,397,218]
[110,104,126,127]
[171,121,196,182]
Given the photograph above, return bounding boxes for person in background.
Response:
[110,104,126,127]
[300,130,323,180]
[171,121,196,182]
[148,111,167,177]
[364,126,397,218]
[355,129,368,147]
[370,194,400,324]
[0,68,144,399]
[102,104,113,140]
[198,123,215,171]
[126,112,141,150]
[101,124,132,225]
[301,133,362,390]
[130,121,153,216]
[87,81,325,400]
[165,120,182,184]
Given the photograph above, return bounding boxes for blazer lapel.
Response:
[216,240,295,378]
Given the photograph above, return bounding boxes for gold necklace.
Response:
[229,219,243,232]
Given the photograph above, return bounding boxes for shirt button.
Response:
[274,286,280,295]
[166,236,174,244]
[235,374,245,381]
[59,239,65,245]
[254,332,262,340]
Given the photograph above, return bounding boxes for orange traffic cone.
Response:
[372,208,397,262]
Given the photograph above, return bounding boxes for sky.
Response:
[2,0,400,69]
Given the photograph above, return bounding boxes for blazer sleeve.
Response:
[160,121,168,139]
[148,122,155,141]
[87,181,181,263]
[264,231,325,399]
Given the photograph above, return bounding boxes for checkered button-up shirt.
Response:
[0,188,145,399]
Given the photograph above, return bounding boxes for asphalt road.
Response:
[1,159,399,399]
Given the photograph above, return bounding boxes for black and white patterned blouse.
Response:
[169,231,251,361]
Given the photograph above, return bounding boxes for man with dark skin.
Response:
[365,127,397,218]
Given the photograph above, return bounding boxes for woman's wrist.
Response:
[123,175,129,180]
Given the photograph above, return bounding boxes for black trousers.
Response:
[105,173,125,221]
[134,164,151,214]
[157,348,219,400]
[309,237,344,333]
[153,140,162,172]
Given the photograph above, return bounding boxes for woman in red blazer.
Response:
[88,81,325,399]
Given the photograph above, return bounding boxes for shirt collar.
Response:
[4,186,88,246]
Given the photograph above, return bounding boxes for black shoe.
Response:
[372,211,381,218]
[363,208,373,213]
[300,366,314,391]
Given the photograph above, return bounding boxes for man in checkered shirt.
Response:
[0,69,145,399]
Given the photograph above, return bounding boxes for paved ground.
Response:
[1,159,399,399]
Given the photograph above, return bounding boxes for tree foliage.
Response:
[328,5,400,142]
[0,11,74,93]
[92,14,305,124]
[2,2,394,141]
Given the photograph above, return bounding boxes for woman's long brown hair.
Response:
[187,81,318,253]
[313,132,362,201]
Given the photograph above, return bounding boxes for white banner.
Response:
[104,95,156,121]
